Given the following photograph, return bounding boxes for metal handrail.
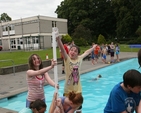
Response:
[0,59,15,76]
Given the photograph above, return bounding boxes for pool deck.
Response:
[0,52,138,113]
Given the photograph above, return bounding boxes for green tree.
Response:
[0,13,12,22]
[97,34,106,44]
[72,24,92,45]
[136,26,141,37]
[56,0,116,39]
[112,0,141,39]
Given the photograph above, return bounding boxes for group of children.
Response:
[90,42,120,65]
[19,32,97,113]
[19,28,141,113]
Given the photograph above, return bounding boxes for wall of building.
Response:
[0,15,68,51]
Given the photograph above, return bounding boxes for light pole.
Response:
[4,17,11,51]
[7,23,11,52]
[0,20,2,46]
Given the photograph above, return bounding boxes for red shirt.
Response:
[94,46,100,55]
[61,44,69,59]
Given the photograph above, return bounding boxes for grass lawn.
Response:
[0,44,140,68]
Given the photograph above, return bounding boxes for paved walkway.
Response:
[0,52,138,113]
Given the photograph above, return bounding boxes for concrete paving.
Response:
[0,52,138,113]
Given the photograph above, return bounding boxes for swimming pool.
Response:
[0,58,139,113]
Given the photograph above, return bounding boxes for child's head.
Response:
[30,99,47,113]
[98,74,102,78]
[69,45,80,60]
[28,54,43,70]
[138,49,141,68]
[68,91,83,109]
[123,69,141,89]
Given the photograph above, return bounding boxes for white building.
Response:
[0,15,68,50]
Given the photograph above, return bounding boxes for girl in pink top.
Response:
[26,54,57,107]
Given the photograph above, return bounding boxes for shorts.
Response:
[102,54,106,59]
[116,51,119,55]
[110,52,114,57]
[91,54,95,59]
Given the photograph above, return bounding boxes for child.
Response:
[91,74,102,81]
[110,42,115,63]
[49,91,83,113]
[19,99,47,113]
[101,45,107,64]
[56,36,97,113]
[104,69,141,113]
[115,43,120,62]
[26,54,58,107]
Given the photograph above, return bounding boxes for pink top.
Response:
[27,75,45,102]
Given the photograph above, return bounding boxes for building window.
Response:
[2,26,6,31]
[2,24,14,31]
[52,21,56,27]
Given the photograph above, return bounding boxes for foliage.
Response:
[136,26,141,36]
[112,0,141,39]
[56,0,116,39]
[72,24,92,45]
[55,0,141,42]
[97,34,106,44]
[0,13,12,22]
[74,38,88,46]
[61,34,72,43]
[136,37,141,43]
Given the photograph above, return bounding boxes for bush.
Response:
[97,34,106,44]
[61,34,72,43]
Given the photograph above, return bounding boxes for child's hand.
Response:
[51,59,57,68]
[56,99,62,107]
[93,44,97,49]
[52,27,59,38]
[56,84,59,89]
[54,84,59,89]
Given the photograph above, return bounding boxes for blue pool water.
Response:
[0,58,140,113]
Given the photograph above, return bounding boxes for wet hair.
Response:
[68,91,83,105]
[138,49,141,68]
[29,99,47,111]
[98,74,102,78]
[123,69,141,88]
[28,54,43,70]
[70,45,80,54]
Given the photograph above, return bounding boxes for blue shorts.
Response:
[102,54,106,59]
[116,51,119,55]
[91,54,95,59]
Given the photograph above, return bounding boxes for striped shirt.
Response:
[27,75,45,102]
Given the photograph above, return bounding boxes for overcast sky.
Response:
[0,0,64,20]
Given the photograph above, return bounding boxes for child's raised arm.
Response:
[81,44,97,58]
[56,37,68,60]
